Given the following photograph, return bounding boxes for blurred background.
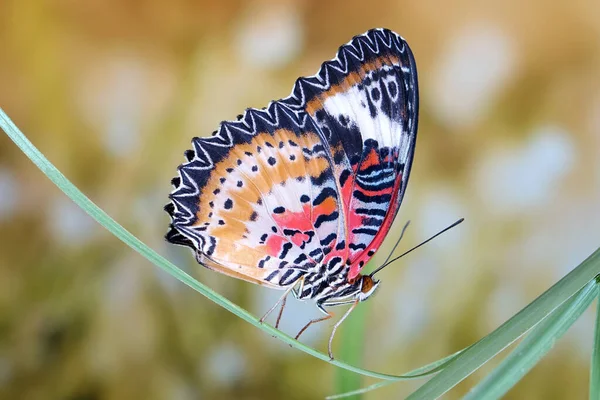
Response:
[1,0,599,398]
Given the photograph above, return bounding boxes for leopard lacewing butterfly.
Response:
[165,28,418,358]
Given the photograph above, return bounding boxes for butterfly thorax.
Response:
[293,264,380,307]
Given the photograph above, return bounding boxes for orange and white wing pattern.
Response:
[165,28,418,294]
[165,110,344,288]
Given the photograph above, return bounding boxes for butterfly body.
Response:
[165,28,418,357]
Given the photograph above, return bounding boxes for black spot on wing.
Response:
[310,169,332,186]
[265,270,279,282]
[352,227,379,236]
[362,217,383,227]
[349,243,367,251]
[339,169,351,187]
[352,190,392,204]
[313,187,338,206]
[355,207,387,217]
[314,211,339,229]
[320,233,337,246]
[279,242,293,259]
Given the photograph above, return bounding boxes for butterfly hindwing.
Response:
[166,28,418,287]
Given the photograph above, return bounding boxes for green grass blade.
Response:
[464,280,597,400]
[406,249,600,400]
[0,108,455,381]
[327,349,467,399]
[332,274,598,399]
[591,282,600,398]
[328,381,390,400]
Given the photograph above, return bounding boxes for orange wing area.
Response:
[168,105,346,288]
[191,128,340,277]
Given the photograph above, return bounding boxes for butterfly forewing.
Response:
[166,28,418,289]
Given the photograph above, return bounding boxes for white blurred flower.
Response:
[204,342,246,386]
[75,51,175,157]
[234,2,303,70]
[484,281,528,331]
[473,125,576,215]
[48,196,97,245]
[416,185,469,252]
[431,24,517,129]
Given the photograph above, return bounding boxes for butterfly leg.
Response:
[327,299,359,360]
[295,303,333,342]
[274,295,287,329]
[276,276,307,327]
[260,277,303,326]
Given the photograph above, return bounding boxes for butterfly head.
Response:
[356,275,380,302]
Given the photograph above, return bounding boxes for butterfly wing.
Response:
[165,28,418,287]
[291,29,419,280]
[165,103,346,289]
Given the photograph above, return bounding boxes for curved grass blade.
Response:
[406,247,600,400]
[327,381,390,400]
[0,108,446,381]
[464,280,597,400]
[591,282,600,399]
[327,349,466,399]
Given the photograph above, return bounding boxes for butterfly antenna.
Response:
[381,220,411,267]
[370,218,464,277]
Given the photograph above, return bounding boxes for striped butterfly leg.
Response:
[275,295,287,329]
[294,305,334,342]
[327,299,359,360]
[260,277,304,329]
[295,298,360,360]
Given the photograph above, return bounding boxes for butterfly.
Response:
[164,28,418,359]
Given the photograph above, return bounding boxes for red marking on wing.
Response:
[269,209,312,255]
[270,205,327,258]
[272,208,313,231]
[360,147,380,170]
[291,232,311,247]
[266,235,286,257]
[347,173,403,281]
